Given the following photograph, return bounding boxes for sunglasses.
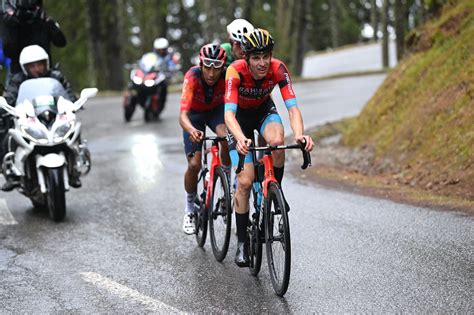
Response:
[202,58,224,68]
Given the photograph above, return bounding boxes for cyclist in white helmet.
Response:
[221,19,254,67]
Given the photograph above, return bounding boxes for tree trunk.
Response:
[329,0,339,48]
[242,0,252,22]
[381,0,390,68]
[394,0,406,61]
[157,0,168,38]
[370,0,379,41]
[103,0,124,90]
[275,0,294,64]
[86,0,103,88]
[291,0,308,76]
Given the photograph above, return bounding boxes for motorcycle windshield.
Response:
[138,53,160,73]
[16,78,69,106]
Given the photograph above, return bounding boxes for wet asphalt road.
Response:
[0,76,472,313]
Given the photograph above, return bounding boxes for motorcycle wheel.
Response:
[45,167,66,222]
[124,95,136,122]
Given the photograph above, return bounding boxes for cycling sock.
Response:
[185,191,196,214]
[235,212,249,243]
[274,166,284,185]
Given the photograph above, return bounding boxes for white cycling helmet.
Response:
[19,44,50,75]
[153,37,169,50]
[227,19,254,43]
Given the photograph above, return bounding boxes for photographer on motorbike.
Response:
[2,0,66,74]
[1,44,78,191]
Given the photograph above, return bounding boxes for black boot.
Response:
[234,241,250,267]
[69,176,82,188]
[2,176,20,192]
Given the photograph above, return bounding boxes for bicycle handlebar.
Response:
[235,142,312,174]
[187,135,227,158]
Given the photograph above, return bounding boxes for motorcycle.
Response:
[123,52,167,122]
[0,77,97,221]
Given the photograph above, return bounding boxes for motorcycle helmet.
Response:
[153,37,169,50]
[241,28,274,55]
[199,44,227,68]
[227,19,254,43]
[19,44,49,76]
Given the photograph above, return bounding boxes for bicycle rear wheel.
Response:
[195,171,208,247]
[264,182,291,296]
[209,167,232,262]
[248,186,262,276]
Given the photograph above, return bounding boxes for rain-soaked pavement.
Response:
[0,77,472,313]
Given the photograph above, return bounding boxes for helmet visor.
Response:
[202,58,224,69]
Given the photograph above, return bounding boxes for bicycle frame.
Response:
[203,139,222,210]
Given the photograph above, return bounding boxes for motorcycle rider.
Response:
[1,44,78,191]
[179,44,230,234]
[221,19,254,67]
[152,37,178,117]
[2,0,67,74]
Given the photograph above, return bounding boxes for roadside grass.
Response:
[307,0,473,212]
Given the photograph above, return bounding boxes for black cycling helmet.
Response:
[240,28,274,55]
[199,44,227,68]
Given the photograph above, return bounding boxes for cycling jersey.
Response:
[224,58,297,112]
[180,66,225,112]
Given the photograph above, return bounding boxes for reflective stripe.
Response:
[284,98,297,109]
[260,113,283,135]
[230,149,253,166]
[225,103,238,112]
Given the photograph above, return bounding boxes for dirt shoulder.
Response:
[287,125,474,216]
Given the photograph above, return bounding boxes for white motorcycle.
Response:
[0,77,97,221]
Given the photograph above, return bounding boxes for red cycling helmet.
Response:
[199,44,227,68]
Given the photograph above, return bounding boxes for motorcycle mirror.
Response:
[80,88,98,99]
[57,96,71,114]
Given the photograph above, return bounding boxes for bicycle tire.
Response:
[264,182,291,296]
[195,170,208,247]
[248,187,262,276]
[209,166,232,262]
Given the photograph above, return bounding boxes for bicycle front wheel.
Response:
[248,188,262,276]
[195,171,208,247]
[209,167,232,262]
[264,182,291,296]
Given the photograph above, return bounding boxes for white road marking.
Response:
[0,199,17,225]
[80,272,181,313]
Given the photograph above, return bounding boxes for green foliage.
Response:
[44,0,89,90]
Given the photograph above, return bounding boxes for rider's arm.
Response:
[224,65,251,154]
[2,73,23,106]
[51,70,77,102]
[179,71,202,142]
[276,60,314,151]
[224,65,245,141]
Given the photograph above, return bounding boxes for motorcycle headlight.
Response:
[21,125,48,144]
[53,121,75,143]
[133,76,143,85]
[144,79,155,87]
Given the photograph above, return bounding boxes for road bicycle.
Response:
[236,141,311,296]
[189,136,232,262]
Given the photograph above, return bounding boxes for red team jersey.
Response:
[180,66,226,112]
[224,58,297,111]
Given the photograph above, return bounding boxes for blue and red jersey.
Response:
[224,58,297,112]
[180,66,225,112]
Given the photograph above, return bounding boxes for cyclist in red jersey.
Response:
[224,29,314,266]
[179,44,231,235]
